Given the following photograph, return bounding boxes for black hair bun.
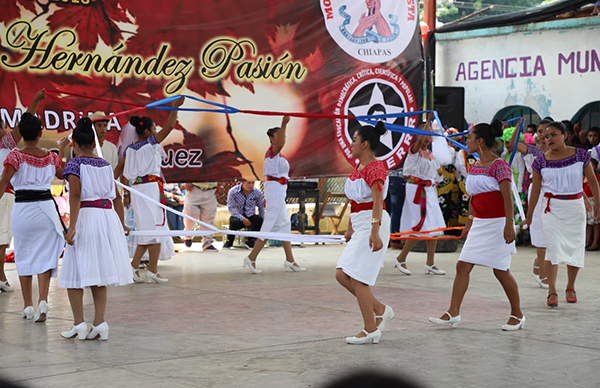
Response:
[130,116,141,127]
[374,121,387,136]
[80,117,93,128]
[21,112,34,124]
[491,119,503,138]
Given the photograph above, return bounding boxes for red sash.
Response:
[4,183,13,194]
[350,201,386,213]
[81,199,113,209]
[544,192,582,213]
[267,176,288,185]
[406,175,432,231]
[133,175,166,226]
[471,191,506,218]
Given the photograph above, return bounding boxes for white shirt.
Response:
[94,140,119,170]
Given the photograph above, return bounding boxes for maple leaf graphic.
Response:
[52,76,184,142]
[0,0,37,24]
[48,0,131,51]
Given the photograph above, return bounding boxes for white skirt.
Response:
[259,181,291,240]
[528,186,546,248]
[459,217,516,271]
[131,182,174,260]
[400,183,445,236]
[12,201,64,277]
[542,196,585,267]
[337,210,391,286]
[59,208,133,289]
[0,193,14,246]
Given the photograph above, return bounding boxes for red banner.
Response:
[0,0,423,182]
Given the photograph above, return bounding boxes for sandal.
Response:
[565,289,577,303]
[547,293,558,308]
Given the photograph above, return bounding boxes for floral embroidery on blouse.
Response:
[0,133,17,150]
[63,156,110,180]
[125,135,158,154]
[531,148,591,174]
[469,159,512,184]
[4,150,62,172]
[265,145,285,159]
[350,160,387,187]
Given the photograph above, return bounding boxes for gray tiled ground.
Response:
[1,243,599,388]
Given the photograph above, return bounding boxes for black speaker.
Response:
[434,87,465,130]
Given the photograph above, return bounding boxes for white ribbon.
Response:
[91,124,345,244]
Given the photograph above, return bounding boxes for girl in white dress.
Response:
[243,116,305,274]
[0,118,21,293]
[429,120,524,331]
[525,122,600,308]
[336,121,393,345]
[507,119,553,288]
[114,97,184,284]
[0,94,65,323]
[1,92,45,293]
[59,118,132,341]
[394,118,446,276]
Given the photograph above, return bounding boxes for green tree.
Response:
[434,0,561,24]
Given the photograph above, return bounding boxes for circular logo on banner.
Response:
[334,67,417,170]
[320,0,418,63]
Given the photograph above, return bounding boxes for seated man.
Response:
[224,180,264,249]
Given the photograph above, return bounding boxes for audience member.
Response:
[224,180,264,249]
[183,182,218,251]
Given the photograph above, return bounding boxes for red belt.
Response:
[133,175,166,226]
[471,191,506,218]
[350,201,386,213]
[406,175,432,231]
[544,192,582,213]
[81,199,113,209]
[4,183,13,194]
[267,176,288,185]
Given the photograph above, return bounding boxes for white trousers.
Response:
[184,188,217,246]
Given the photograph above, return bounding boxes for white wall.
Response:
[436,18,600,124]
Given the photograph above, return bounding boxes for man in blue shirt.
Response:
[225,180,265,249]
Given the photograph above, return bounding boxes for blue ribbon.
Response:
[148,94,239,114]
[507,118,524,166]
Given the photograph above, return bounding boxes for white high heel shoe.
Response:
[146,271,168,284]
[34,300,48,323]
[61,322,88,340]
[501,315,525,331]
[535,276,549,289]
[132,267,145,283]
[284,260,306,272]
[393,258,411,275]
[22,306,34,320]
[424,264,446,275]
[243,257,262,274]
[0,280,13,292]
[87,322,109,340]
[429,312,461,328]
[345,329,381,345]
[376,305,395,331]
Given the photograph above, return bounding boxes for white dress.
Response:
[260,146,291,239]
[532,148,589,268]
[123,135,174,259]
[524,144,546,248]
[59,157,133,288]
[0,133,17,246]
[460,159,516,271]
[4,150,64,277]
[337,161,390,286]
[400,149,445,235]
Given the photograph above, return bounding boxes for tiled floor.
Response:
[1,243,599,388]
